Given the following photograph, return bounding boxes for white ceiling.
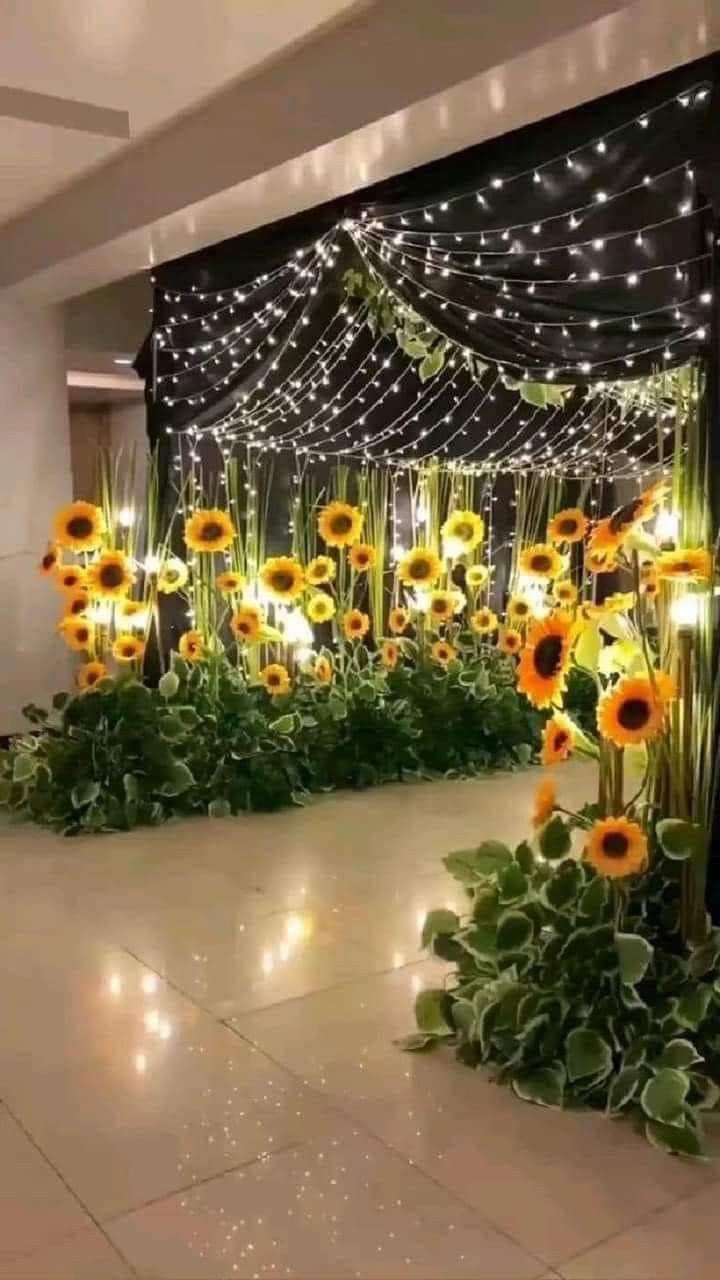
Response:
[0,0,359,222]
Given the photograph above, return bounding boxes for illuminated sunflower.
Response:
[314,655,333,683]
[179,630,205,662]
[428,590,456,624]
[641,572,658,600]
[119,600,148,628]
[60,587,89,618]
[517,612,575,708]
[348,543,377,572]
[231,603,263,642]
[53,501,105,552]
[597,675,669,746]
[388,606,410,634]
[343,609,370,641]
[553,581,578,607]
[259,555,305,602]
[603,591,636,613]
[39,543,61,576]
[507,595,533,624]
[656,548,713,582]
[185,508,235,553]
[441,509,485,554]
[397,547,442,587]
[216,570,245,596]
[55,564,86,593]
[87,550,134,600]
[318,501,363,547]
[585,546,618,575]
[519,543,563,580]
[532,779,556,829]
[58,617,94,653]
[431,639,456,666]
[465,564,490,591]
[471,607,498,635]
[112,633,145,663]
[541,713,574,765]
[588,518,624,556]
[585,817,647,879]
[261,663,291,696]
[548,507,588,545]
[306,555,336,585]
[381,640,400,669]
[157,557,189,594]
[499,627,522,655]
[602,482,667,547]
[306,593,336,624]
[76,661,107,691]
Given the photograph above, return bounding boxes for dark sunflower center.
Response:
[533,634,563,678]
[272,571,295,592]
[514,602,528,615]
[122,645,135,656]
[531,554,552,573]
[602,831,629,858]
[200,521,224,541]
[617,697,651,730]
[76,628,89,643]
[557,518,578,535]
[454,522,474,541]
[674,561,692,574]
[554,730,569,750]
[87,670,99,685]
[100,563,125,588]
[42,553,56,570]
[268,673,281,685]
[331,514,353,534]
[70,598,86,615]
[67,516,94,539]
[409,560,430,580]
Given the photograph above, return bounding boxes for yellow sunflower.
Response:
[112,633,145,663]
[318,500,363,547]
[519,543,563,580]
[53,501,105,552]
[429,590,456,624]
[306,555,336,585]
[657,548,712,582]
[57,617,94,653]
[603,591,636,613]
[60,585,89,618]
[585,546,618,575]
[388,606,410,634]
[259,555,305,602]
[231,603,263,642]
[87,550,135,601]
[507,595,533,624]
[261,663,291,696]
[76,661,107,691]
[588,517,624,556]
[441,510,485,554]
[179,630,205,662]
[541,713,574,765]
[216,570,245,596]
[55,564,86,593]
[499,627,522,655]
[597,675,670,746]
[431,639,456,666]
[548,507,588,545]
[397,546,442,587]
[471,607,498,635]
[585,817,647,879]
[314,655,333,683]
[185,508,235,553]
[348,543,377,572]
[517,612,575,708]
[532,778,557,829]
[119,600,148,628]
[157,558,189,594]
[381,640,400,669]
[640,567,658,599]
[553,580,578,607]
[465,563,490,591]
[39,543,61,576]
[343,609,370,641]
[306,593,336,624]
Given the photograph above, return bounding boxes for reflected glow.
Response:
[134,1052,147,1074]
[285,912,311,942]
[415,908,426,932]
[158,1018,172,1040]
[410,973,423,995]
[392,949,406,969]
[655,509,679,544]
[141,973,158,995]
[144,1009,161,1032]
[261,949,274,975]
[107,973,123,996]
[118,506,135,528]
[671,593,700,628]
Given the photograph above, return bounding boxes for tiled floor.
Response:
[0,760,717,1278]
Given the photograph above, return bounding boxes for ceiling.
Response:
[0,0,359,223]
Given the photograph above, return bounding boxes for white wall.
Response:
[0,299,72,732]
[109,400,148,510]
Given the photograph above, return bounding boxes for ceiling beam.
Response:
[0,86,130,138]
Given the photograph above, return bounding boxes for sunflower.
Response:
[55,564,86,592]
[640,568,658,599]
[431,639,456,666]
[343,609,370,641]
[548,507,588,545]
[603,591,636,613]
[602,482,667,547]
[318,500,363,547]
[216,570,245,596]
[261,663,291,696]
[532,779,557,829]
[306,593,336,624]
[348,543,376,572]
[553,581,578,607]
[61,588,89,618]
[541,713,574,765]
[597,675,669,746]
[39,543,61,576]
[112,633,145,663]
[231,603,263,642]
[585,546,618,575]
[86,550,134,600]
[656,548,713,582]
[519,543,563,580]
[57,617,93,652]
[381,640,400,669]
[388,606,410,634]
[499,627,522,655]
[119,599,148,628]
[76,661,108,691]
[314,655,333,683]
[465,563,490,591]
[157,557,189,594]
[471,607,498,635]
[441,509,485,554]
[585,817,647,879]
[507,595,533,624]
[259,555,305,602]
[185,508,235,553]
[517,612,575,708]
[53,501,105,552]
[588,518,624,556]
[428,590,456,624]
[397,546,442,587]
[306,555,336,585]
[179,630,205,662]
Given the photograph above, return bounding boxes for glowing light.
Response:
[88,600,113,625]
[144,553,161,573]
[158,1019,172,1041]
[285,913,311,943]
[118,506,135,528]
[282,610,313,646]
[134,1052,147,1074]
[671,594,700,628]
[141,974,158,995]
[107,974,122,996]
[261,949,274,975]
[415,503,428,524]
[144,1009,161,1033]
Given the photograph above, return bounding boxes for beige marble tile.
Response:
[0,1228,130,1278]
[0,1106,91,1259]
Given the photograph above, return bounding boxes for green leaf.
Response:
[397,1032,441,1052]
[458,924,497,958]
[496,910,533,951]
[208,798,231,819]
[676,986,712,1030]
[542,864,581,911]
[656,818,705,862]
[418,347,445,382]
[518,381,548,408]
[123,773,139,802]
[12,753,36,783]
[157,761,195,797]
[616,933,653,986]
[641,1068,690,1126]
[415,988,452,1035]
[607,1066,640,1113]
[420,909,460,949]
[579,875,608,921]
[498,862,528,904]
[158,670,180,700]
[70,779,101,809]
[538,815,571,861]
[271,713,295,736]
[472,888,500,924]
[565,1028,613,1082]
[443,841,511,883]
[689,937,720,979]
[512,1063,565,1108]
[514,841,534,874]
[574,621,601,674]
[657,1040,703,1071]
[645,1119,705,1157]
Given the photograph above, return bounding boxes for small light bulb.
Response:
[671,594,700,628]
[117,506,135,528]
[627,273,639,286]
[595,190,608,203]
[596,139,606,153]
